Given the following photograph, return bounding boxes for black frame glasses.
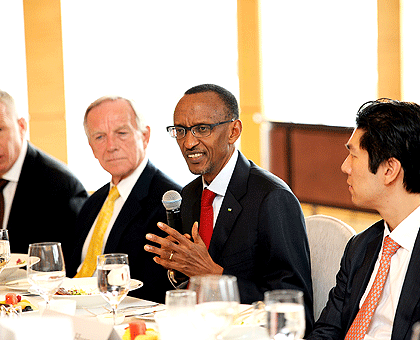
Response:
[166,119,234,139]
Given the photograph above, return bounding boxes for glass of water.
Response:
[264,289,305,340]
[0,230,11,274]
[97,253,130,325]
[27,242,66,307]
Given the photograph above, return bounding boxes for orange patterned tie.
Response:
[344,236,400,340]
[199,188,216,249]
[75,186,120,278]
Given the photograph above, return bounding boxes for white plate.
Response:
[3,278,32,291]
[53,277,143,308]
[0,254,39,283]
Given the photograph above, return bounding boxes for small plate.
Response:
[0,254,39,283]
[53,277,143,308]
[3,278,32,291]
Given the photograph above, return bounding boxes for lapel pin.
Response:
[228,208,232,212]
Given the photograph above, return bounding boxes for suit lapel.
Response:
[104,162,156,252]
[346,232,383,326]
[208,152,249,260]
[392,228,420,340]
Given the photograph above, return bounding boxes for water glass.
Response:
[165,289,196,314]
[264,289,305,340]
[97,253,130,325]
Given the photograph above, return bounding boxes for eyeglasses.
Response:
[166,119,234,139]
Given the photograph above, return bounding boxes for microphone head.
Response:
[162,190,182,210]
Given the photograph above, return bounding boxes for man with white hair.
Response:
[67,96,181,303]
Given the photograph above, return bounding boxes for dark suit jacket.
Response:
[67,161,182,304]
[7,143,88,263]
[307,220,420,340]
[180,151,314,334]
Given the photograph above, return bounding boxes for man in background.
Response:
[307,99,420,340]
[145,84,314,333]
[0,90,88,262]
[67,96,181,303]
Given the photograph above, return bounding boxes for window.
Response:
[61,1,238,190]
[261,1,377,127]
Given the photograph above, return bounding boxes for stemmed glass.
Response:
[264,289,305,340]
[27,242,66,308]
[97,253,131,325]
[188,275,240,339]
[0,230,11,275]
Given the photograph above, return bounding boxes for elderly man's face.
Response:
[173,92,239,184]
[86,99,150,185]
[0,102,26,177]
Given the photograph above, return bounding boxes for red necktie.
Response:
[344,236,400,340]
[199,188,216,249]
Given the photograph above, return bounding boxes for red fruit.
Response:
[129,320,146,339]
[17,295,22,302]
[5,293,18,305]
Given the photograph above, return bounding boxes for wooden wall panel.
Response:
[265,122,370,211]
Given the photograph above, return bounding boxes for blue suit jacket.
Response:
[180,151,314,335]
[67,161,182,303]
[307,220,420,340]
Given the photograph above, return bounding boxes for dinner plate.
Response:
[0,254,39,283]
[53,277,143,308]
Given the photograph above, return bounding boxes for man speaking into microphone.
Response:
[145,84,314,334]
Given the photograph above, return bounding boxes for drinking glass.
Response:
[97,253,130,325]
[0,230,11,274]
[27,242,66,308]
[189,275,240,339]
[264,290,305,340]
[165,289,196,314]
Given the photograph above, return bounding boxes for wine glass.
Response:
[264,289,305,340]
[188,275,240,339]
[97,253,130,325]
[0,230,11,275]
[27,242,66,308]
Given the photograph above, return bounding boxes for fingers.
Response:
[191,221,204,246]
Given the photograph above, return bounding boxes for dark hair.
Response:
[185,84,239,120]
[356,98,420,193]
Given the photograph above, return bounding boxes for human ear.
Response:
[383,157,402,185]
[228,119,242,144]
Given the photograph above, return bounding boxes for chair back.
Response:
[305,214,356,321]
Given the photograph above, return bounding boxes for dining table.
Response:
[0,269,269,340]
[0,268,161,339]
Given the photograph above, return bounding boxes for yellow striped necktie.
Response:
[74,186,120,278]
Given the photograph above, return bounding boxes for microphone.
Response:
[162,190,182,230]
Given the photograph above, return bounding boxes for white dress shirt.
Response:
[80,157,148,272]
[362,205,420,339]
[1,140,28,229]
[203,150,238,228]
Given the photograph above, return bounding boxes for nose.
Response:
[182,130,199,149]
[106,134,119,152]
[341,155,350,174]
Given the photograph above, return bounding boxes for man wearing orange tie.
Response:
[144,84,314,335]
[307,99,420,340]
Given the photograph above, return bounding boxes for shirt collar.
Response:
[203,149,238,197]
[385,204,420,252]
[2,140,28,182]
[111,156,148,201]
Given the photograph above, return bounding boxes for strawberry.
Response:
[17,295,22,303]
[129,320,146,339]
[5,293,18,305]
